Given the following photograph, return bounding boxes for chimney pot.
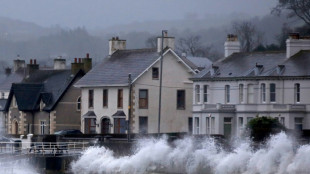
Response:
[86,53,89,58]
[79,58,81,63]
[74,58,77,63]
[116,36,119,40]
[34,59,36,65]
[289,33,300,39]
[30,59,33,65]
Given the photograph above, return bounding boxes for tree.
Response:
[246,116,286,142]
[177,35,206,56]
[232,21,264,52]
[276,23,292,50]
[145,36,157,48]
[272,0,310,26]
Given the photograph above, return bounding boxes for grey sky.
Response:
[0,0,277,29]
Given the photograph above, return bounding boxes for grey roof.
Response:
[83,111,96,117]
[186,56,213,69]
[0,99,7,111]
[194,51,287,79]
[76,48,160,87]
[6,69,82,112]
[112,111,126,117]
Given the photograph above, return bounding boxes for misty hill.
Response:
[0,16,61,42]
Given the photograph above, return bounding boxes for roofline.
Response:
[75,83,128,88]
[191,75,310,82]
[132,48,196,83]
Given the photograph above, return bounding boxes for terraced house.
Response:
[75,32,211,134]
[192,33,310,138]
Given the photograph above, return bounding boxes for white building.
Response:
[192,33,310,138]
[75,33,211,134]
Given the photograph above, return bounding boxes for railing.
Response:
[0,141,89,156]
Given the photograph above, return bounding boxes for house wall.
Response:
[193,79,310,136]
[53,77,82,133]
[133,51,193,133]
[80,87,129,133]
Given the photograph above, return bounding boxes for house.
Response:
[191,33,310,138]
[75,32,207,134]
[5,54,92,135]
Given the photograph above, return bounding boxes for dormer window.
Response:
[152,67,159,79]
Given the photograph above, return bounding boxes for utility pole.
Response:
[127,73,132,142]
[158,30,167,136]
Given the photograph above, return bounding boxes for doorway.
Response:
[101,118,110,134]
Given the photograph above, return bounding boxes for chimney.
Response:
[71,57,84,75]
[224,34,240,57]
[109,37,126,55]
[13,58,25,72]
[54,56,66,70]
[82,53,92,73]
[5,67,11,76]
[157,31,175,52]
[286,33,310,58]
[26,59,39,76]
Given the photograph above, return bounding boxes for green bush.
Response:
[246,116,286,142]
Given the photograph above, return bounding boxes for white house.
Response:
[75,32,211,134]
[192,33,310,138]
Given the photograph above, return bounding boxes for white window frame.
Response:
[195,85,200,104]
[40,120,46,135]
[225,85,230,104]
[247,84,254,104]
[239,84,244,103]
[77,96,81,111]
[194,117,199,134]
[261,83,266,103]
[270,83,276,103]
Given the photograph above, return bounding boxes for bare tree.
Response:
[272,0,310,26]
[177,35,207,56]
[276,23,292,49]
[232,21,264,52]
[145,36,157,48]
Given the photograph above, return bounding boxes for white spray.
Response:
[71,132,310,174]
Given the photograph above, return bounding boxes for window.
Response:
[77,97,81,111]
[294,118,303,131]
[270,83,276,102]
[139,89,148,109]
[177,90,185,109]
[103,89,108,107]
[88,90,94,108]
[206,116,215,134]
[188,118,193,134]
[239,84,244,103]
[139,116,148,134]
[40,121,46,135]
[203,85,208,103]
[294,83,300,103]
[152,67,159,79]
[225,85,230,103]
[195,117,199,134]
[117,89,123,108]
[114,118,126,134]
[247,84,254,104]
[195,85,200,103]
[261,83,266,103]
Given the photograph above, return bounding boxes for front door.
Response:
[224,117,232,138]
[101,118,110,134]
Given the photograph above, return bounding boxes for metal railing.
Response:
[0,141,89,156]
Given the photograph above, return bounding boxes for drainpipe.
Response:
[158,30,167,136]
[128,74,132,142]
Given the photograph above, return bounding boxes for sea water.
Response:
[71,132,310,174]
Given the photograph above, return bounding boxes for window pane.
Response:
[152,67,159,79]
[239,84,243,103]
[261,83,266,102]
[139,89,148,108]
[195,85,200,103]
[103,89,108,107]
[203,85,208,103]
[270,84,276,102]
[118,89,123,108]
[295,83,300,103]
[88,90,94,108]
[225,85,230,103]
[177,90,185,109]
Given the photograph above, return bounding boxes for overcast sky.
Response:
[0,0,277,29]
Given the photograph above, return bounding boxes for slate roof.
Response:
[193,51,287,79]
[186,56,213,70]
[75,48,195,87]
[6,69,82,112]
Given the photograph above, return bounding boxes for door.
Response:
[114,118,126,134]
[101,118,110,134]
[139,117,148,134]
[224,117,232,138]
